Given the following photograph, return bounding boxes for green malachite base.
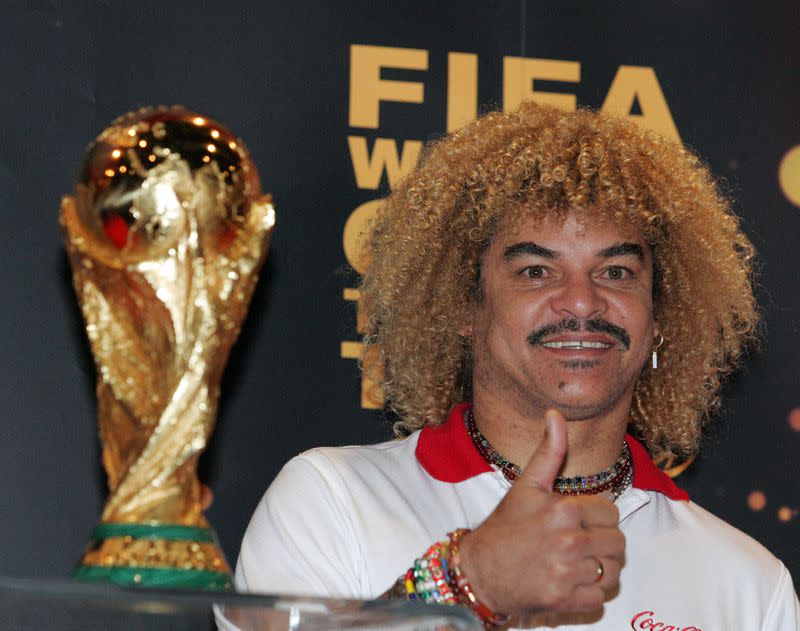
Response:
[89,522,216,543]
[73,522,233,591]
[72,565,233,590]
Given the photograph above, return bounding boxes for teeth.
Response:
[541,341,613,349]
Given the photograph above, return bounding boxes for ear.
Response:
[651,323,665,353]
[459,318,472,338]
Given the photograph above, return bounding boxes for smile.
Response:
[540,341,613,349]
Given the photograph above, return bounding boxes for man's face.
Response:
[467,211,658,421]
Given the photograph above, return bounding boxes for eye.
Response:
[523,265,549,279]
[601,266,632,280]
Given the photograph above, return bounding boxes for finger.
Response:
[575,556,622,591]
[544,523,624,567]
[543,495,618,532]
[552,584,607,613]
[518,408,568,493]
[577,495,620,528]
[582,527,626,563]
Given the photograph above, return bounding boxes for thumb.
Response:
[519,409,568,493]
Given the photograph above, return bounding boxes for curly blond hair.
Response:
[359,102,758,457]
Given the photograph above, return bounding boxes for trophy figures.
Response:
[62,107,275,589]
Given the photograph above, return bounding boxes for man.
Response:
[235,103,800,628]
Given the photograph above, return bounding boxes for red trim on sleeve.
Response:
[417,402,690,501]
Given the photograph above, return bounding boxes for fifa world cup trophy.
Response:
[61,107,275,589]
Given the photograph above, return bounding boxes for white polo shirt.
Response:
[236,403,800,629]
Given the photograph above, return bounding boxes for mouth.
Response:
[527,318,631,350]
[540,340,614,350]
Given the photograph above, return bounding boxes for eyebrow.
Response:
[598,242,646,261]
[503,242,558,260]
[503,241,645,261]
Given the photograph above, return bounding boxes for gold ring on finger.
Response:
[592,557,604,583]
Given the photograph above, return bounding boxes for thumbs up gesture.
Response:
[456,409,626,617]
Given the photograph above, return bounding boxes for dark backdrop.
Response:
[1,0,798,587]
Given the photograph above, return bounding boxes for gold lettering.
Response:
[343,287,360,301]
[341,340,362,359]
[503,56,580,112]
[341,320,384,409]
[342,288,368,333]
[342,199,382,275]
[349,44,428,129]
[348,136,422,190]
[447,52,478,132]
[601,66,680,142]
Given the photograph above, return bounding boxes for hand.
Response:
[457,409,626,618]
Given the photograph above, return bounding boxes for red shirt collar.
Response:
[416,402,689,501]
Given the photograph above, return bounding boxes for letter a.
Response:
[601,66,680,142]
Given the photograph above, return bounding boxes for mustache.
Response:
[527,318,631,350]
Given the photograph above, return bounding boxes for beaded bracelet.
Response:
[391,531,510,631]
[412,541,458,604]
[446,529,511,630]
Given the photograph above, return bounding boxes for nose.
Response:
[549,273,608,320]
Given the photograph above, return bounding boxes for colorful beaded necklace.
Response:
[464,408,633,499]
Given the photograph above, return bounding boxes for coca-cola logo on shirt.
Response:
[631,610,703,631]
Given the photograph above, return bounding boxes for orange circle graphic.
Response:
[788,408,800,432]
[747,491,767,511]
[777,506,796,522]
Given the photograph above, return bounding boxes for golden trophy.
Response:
[62,107,275,589]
